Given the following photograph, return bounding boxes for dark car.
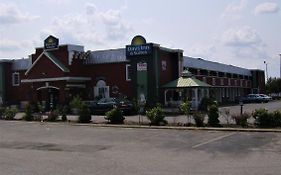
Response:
[240,94,264,103]
[91,98,134,115]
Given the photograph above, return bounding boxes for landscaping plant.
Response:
[78,104,92,123]
[193,112,205,127]
[207,104,220,127]
[3,106,18,120]
[105,107,124,124]
[253,108,281,128]
[146,104,167,126]
[24,103,33,121]
[180,101,192,125]
[231,113,250,127]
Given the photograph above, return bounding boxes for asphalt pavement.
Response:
[0,121,281,175]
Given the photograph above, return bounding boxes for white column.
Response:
[164,89,168,105]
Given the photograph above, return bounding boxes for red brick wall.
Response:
[84,62,133,99]
[27,54,67,79]
[159,50,179,85]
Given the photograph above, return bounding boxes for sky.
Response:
[0,0,280,78]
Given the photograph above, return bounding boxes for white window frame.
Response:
[126,64,131,81]
[12,72,20,86]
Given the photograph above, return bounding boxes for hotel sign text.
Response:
[126,44,152,56]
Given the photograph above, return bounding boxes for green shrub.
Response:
[105,107,124,124]
[180,101,192,124]
[272,110,281,126]
[3,107,18,120]
[61,106,68,122]
[253,109,281,128]
[0,107,5,119]
[193,112,205,127]
[231,113,250,127]
[24,104,33,121]
[146,104,167,126]
[78,104,92,123]
[70,95,83,111]
[198,97,216,112]
[208,104,220,127]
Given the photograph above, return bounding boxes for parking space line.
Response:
[192,132,236,149]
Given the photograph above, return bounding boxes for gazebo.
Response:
[162,70,212,110]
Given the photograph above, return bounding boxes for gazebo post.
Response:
[194,88,198,110]
[164,89,168,105]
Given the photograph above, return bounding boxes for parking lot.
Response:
[0,121,281,175]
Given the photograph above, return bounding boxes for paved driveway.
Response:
[0,121,281,175]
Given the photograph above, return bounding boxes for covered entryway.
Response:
[162,70,212,110]
[36,86,59,111]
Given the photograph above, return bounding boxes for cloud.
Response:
[186,45,217,59]
[222,26,262,47]
[221,0,248,20]
[99,9,133,40]
[41,3,133,49]
[0,3,39,24]
[254,2,279,15]
[0,39,21,52]
[220,26,268,63]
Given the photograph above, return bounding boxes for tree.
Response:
[266,77,281,94]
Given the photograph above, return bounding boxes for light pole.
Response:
[264,60,268,82]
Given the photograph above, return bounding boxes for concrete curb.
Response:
[3,120,281,132]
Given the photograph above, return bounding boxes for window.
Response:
[12,72,20,86]
[212,78,216,86]
[220,78,224,86]
[203,77,207,83]
[126,64,131,81]
[94,80,109,98]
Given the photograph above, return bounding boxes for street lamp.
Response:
[264,60,268,82]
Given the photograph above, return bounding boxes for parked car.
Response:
[240,94,264,103]
[90,98,134,115]
[258,94,272,102]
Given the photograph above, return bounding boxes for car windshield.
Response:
[98,98,116,103]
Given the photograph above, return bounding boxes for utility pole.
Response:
[279,54,281,78]
[264,60,268,82]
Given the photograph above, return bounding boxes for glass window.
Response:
[12,72,20,86]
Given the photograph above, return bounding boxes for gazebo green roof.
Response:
[162,77,211,88]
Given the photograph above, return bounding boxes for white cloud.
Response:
[254,2,279,15]
[41,3,133,49]
[85,3,97,16]
[220,26,268,64]
[186,45,217,59]
[0,3,39,24]
[0,39,21,52]
[221,0,248,20]
[222,26,262,47]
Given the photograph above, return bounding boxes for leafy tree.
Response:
[266,77,281,94]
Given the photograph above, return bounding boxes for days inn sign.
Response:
[126,35,152,56]
[126,44,152,56]
[44,35,59,50]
